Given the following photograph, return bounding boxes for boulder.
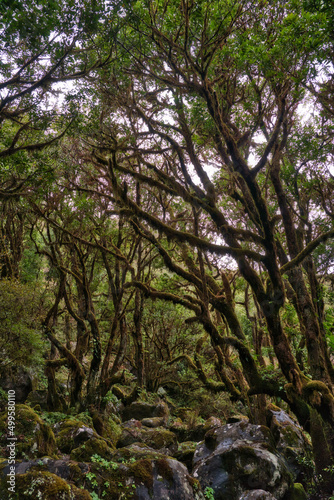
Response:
[266,404,313,482]
[173,441,198,471]
[0,404,57,459]
[55,419,109,454]
[25,389,49,410]
[141,417,165,428]
[117,421,178,454]
[170,422,206,443]
[121,400,169,423]
[238,490,277,499]
[203,417,223,433]
[128,457,205,500]
[0,469,91,500]
[0,367,33,403]
[1,454,205,499]
[192,420,292,500]
[70,436,115,461]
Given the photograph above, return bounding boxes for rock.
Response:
[291,483,307,500]
[0,367,33,403]
[238,490,277,499]
[73,426,95,444]
[114,443,164,462]
[170,422,206,443]
[0,404,57,459]
[203,417,223,432]
[25,389,49,409]
[227,415,249,424]
[266,405,313,482]
[70,436,115,461]
[128,457,205,500]
[121,400,169,422]
[173,441,198,471]
[1,458,89,481]
[192,421,292,500]
[101,415,122,445]
[0,451,205,499]
[117,424,178,454]
[157,386,167,397]
[0,469,91,500]
[141,417,165,428]
[55,419,103,454]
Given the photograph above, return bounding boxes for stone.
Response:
[117,424,178,454]
[192,420,292,500]
[121,400,169,422]
[266,405,313,482]
[173,441,198,471]
[141,416,165,428]
[238,490,277,499]
[203,417,223,432]
[129,457,205,500]
[0,367,33,403]
[70,436,115,461]
[55,419,100,454]
[0,469,91,500]
[0,404,57,459]
[25,389,49,409]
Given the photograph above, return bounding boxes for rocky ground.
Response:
[0,394,314,499]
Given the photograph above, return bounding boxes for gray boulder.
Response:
[121,400,169,422]
[266,404,313,482]
[133,458,205,500]
[239,490,277,499]
[192,421,292,499]
[0,366,32,403]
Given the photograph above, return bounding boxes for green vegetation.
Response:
[1,1,334,498]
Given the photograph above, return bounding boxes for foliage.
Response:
[0,278,46,370]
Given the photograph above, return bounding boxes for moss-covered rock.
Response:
[290,483,307,500]
[70,437,115,462]
[141,417,165,428]
[193,421,292,499]
[173,441,198,471]
[101,415,122,446]
[55,419,109,454]
[113,443,164,462]
[0,404,57,459]
[0,470,91,500]
[117,423,177,453]
[266,405,313,482]
[121,400,169,423]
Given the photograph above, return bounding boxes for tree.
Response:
[68,0,334,487]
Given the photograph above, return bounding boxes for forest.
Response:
[0,0,334,499]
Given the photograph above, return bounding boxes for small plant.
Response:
[90,492,101,500]
[204,486,215,500]
[91,454,119,470]
[86,472,98,487]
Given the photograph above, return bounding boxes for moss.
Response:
[70,437,114,461]
[187,475,201,491]
[173,441,197,469]
[156,458,174,484]
[56,419,94,453]
[0,405,57,459]
[290,483,307,500]
[113,444,164,465]
[129,459,154,489]
[103,416,122,446]
[145,428,177,449]
[10,470,91,500]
